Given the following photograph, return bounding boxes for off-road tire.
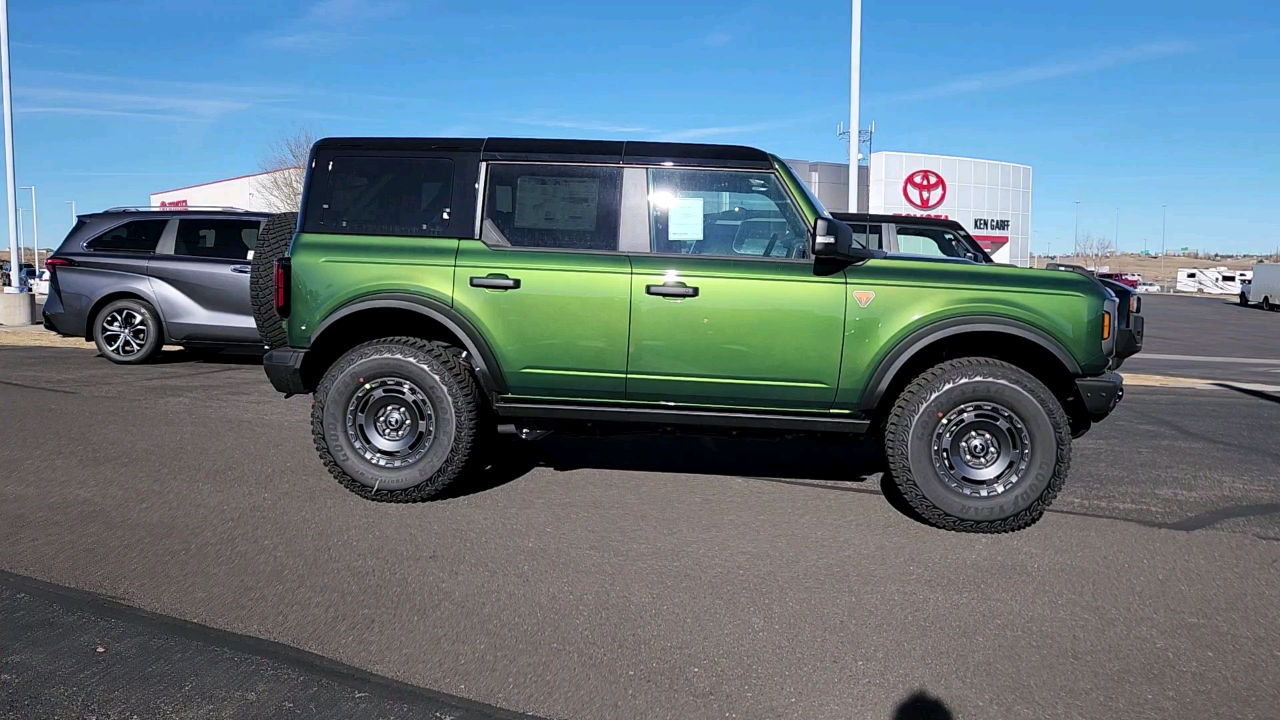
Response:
[312,337,480,502]
[92,298,163,364]
[250,212,298,349]
[1239,292,1249,307]
[883,358,1071,533]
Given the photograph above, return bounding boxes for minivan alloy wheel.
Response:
[100,308,149,357]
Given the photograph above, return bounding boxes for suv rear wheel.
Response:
[883,358,1070,533]
[250,212,298,349]
[93,298,162,364]
[312,337,481,502]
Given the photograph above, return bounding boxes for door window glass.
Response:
[84,219,168,253]
[174,219,262,260]
[482,164,622,251]
[848,223,883,250]
[646,169,808,259]
[895,226,970,258]
[322,156,455,237]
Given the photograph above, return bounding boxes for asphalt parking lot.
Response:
[2,293,1278,720]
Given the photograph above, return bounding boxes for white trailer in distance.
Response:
[1176,267,1251,294]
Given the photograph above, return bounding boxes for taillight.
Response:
[44,257,73,271]
[1129,295,1141,314]
[274,258,291,318]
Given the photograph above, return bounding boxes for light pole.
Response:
[19,185,36,268]
[1073,201,1080,256]
[848,0,862,213]
[0,0,20,292]
[64,200,76,224]
[1160,204,1167,278]
[1114,208,1120,253]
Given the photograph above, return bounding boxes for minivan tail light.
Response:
[274,258,291,318]
[44,257,74,270]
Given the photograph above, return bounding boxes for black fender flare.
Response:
[859,316,1083,411]
[309,293,507,395]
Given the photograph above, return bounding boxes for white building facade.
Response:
[150,169,295,212]
[870,151,1032,267]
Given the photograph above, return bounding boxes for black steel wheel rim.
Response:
[101,309,148,357]
[346,376,436,470]
[931,401,1032,497]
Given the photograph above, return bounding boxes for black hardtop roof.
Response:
[312,137,776,169]
[831,212,968,230]
[81,207,273,219]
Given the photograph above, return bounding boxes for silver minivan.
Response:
[42,207,272,363]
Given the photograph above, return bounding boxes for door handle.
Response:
[646,282,698,298]
[470,275,520,290]
[230,265,251,274]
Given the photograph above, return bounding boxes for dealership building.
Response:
[788,151,1033,267]
[150,169,292,212]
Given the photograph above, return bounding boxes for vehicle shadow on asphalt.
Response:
[450,432,934,526]
[145,348,266,366]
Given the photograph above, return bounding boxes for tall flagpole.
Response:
[0,0,19,291]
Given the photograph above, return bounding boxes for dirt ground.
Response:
[1032,254,1268,287]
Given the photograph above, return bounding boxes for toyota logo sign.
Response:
[903,170,947,211]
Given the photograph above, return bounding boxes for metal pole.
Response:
[65,200,75,224]
[1114,208,1119,254]
[848,0,861,213]
[1161,204,1167,279]
[1073,201,1080,256]
[20,185,35,268]
[0,0,19,291]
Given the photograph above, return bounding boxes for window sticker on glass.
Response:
[514,176,599,231]
[668,197,704,241]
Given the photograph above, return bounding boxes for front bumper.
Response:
[263,347,308,396]
[1076,371,1124,418]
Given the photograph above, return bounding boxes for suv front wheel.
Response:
[884,358,1071,533]
[313,337,481,502]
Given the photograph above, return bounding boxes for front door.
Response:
[453,162,631,401]
[625,167,846,411]
[148,216,264,344]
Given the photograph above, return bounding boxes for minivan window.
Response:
[481,163,622,251]
[84,219,168,253]
[646,169,808,259]
[322,156,455,237]
[174,219,261,260]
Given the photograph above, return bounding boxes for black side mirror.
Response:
[813,217,883,261]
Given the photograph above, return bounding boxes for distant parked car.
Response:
[42,206,274,363]
[1096,271,1141,289]
[1136,281,1160,293]
[33,269,50,295]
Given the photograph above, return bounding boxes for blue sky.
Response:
[6,0,1279,254]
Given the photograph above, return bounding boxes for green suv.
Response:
[258,137,1141,533]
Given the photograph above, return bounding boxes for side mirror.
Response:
[812,217,883,261]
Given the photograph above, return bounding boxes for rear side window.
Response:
[482,164,622,251]
[174,219,262,260]
[321,156,455,237]
[84,219,168,253]
[894,226,970,259]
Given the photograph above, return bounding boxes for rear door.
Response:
[453,162,632,401]
[147,216,264,344]
[625,167,846,411]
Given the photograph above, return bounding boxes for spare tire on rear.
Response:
[251,212,298,349]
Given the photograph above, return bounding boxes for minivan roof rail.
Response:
[103,205,252,213]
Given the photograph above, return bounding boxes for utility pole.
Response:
[20,185,36,268]
[848,0,862,213]
[65,200,76,224]
[0,0,20,291]
[1114,208,1120,253]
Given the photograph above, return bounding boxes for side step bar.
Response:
[493,402,870,434]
